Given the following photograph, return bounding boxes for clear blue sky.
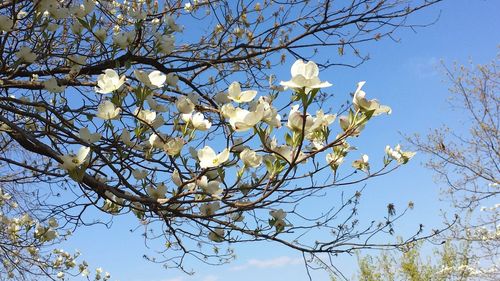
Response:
[58,1,499,280]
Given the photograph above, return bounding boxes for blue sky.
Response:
[58,1,499,280]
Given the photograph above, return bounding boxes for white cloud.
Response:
[406,56,440,79]
[229,256,302,271]
[160,277,184,281]
[201,275,219,281]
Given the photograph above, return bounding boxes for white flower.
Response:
[208,228,225,242]
[385,144,416,164]
[163,137,184,156]
[120,129,142,149]
[147,184,167,199]
[199,202,220,216]
[273,145,307,164]
[226,104,265,132]
[172,170,183,187]
[134,70,167,88]
[176,96,195,114]
[280,59,331,90]
[15,46,37,63]
[79,127,101,143]
[257,98,282,128]
[60,146,90,171]
[70,0,95,18]
[214,92,231,104]
[352,154,369,172]
[270,209,286,220]
[240,148,262,168]
[94,29,107,41]
[198,146,230,168]
[197,176,222,196]
[227,82,257,103]
[43,77,66,93]
[286,104,313,132]
[326,152,344,170]
[184,2,193,12]
[309,110,336,132]
[146,95,168,112]
[148,133,166,149]
[165,73,179,87]
[96,100,121,120]
[352,81,391,115]
[132,169,148,180]
[0,15,14,32]
[157,35,175,54]
[134,108,157,125]
[113,30,136,50]
[182,112,211,131]
[71,21,84,34]
[95,69,126,94]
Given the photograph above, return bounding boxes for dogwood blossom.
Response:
[240,148,262,168]
[385,144,416,164]
[208,229,225,242]
[43,77,66,93]
[59,146,90,171]
[198,146,230,168]
[182,112,211,131]
[287,105,313,132]
[96,100,121,120]
[95,69,126,94]
[270,209,287,220]
[134,70,167,88]
[199,202,220,216]
[113,30,136,50]
[132,169,148,180]
[134,108,157,125]
[197,176,222,196]
[79,128,101,144]
[147,184,167,199]
[175,96,195,114]
[0,15,13,32]
[280,59,331,90]
[227,82,257,103]
[15,47,37,63]
[352,154,370,172]
[146,95,168,112]
[352,81,391,115]
[225,104,265,132]
[163,137,184,156]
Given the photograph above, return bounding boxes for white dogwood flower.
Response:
[197,176,222,196]
[95,69,126,94]
[79,127,101,143]
[96,100,121,120]
[163,137,184,156]
[182,112,211,131]
[60,146,90,171]
[43,77,66,93]
[134,70,167,88]
[227,104,265,132]
[240,148,262,168]
[280,59,331,90]
[15,46,37,63]
[227,82,257,103]
[175,96,195,114]
[0,15,14,32]
[353,81,391,116]
[198,146,229,168]
[270,209,286,220]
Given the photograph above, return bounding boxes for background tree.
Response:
[352,240,476,281]
[0,0,444,279]
[408,52,499,280]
